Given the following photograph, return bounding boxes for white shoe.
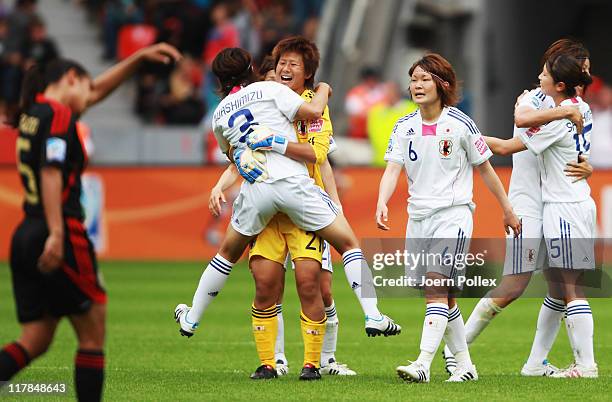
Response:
[521,360,561,377]
[396,361,429,383]
[174,304,198,337]
[275,359,289,376]
[365,314,401,337]
[320,358,357,376]
[550,363,598,378]
[442,348,457,376]
[446,364,478,382]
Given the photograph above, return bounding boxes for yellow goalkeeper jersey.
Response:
[294,89,333,189]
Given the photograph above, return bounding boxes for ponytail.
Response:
[12,59,89,126]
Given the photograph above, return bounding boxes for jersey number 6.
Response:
[409,140,418,161]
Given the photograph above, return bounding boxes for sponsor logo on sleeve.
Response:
[46,137,67,162]
[525,126,540,138]
[474,136,489,155]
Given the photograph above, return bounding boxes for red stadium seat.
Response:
[0,126,17,165]
[117,24,158,61]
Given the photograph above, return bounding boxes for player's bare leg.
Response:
[175,225,254,337]
[70,303,106,402]
[316,215,401,337]
[0,317,58,382]
[249,258,284,379]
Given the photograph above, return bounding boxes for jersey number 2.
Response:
[229,109,259,143]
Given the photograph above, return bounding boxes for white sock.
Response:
[188,254,234,323]
[525,296,565,367]
[443,304,472,367]
[274,304,286,363]
[342,249,380,318]
[565,300,595,367]
[417,303,449,370]
[321,301,338,366]
[464,297,502,345]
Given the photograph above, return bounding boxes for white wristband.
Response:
[271,136,288,154]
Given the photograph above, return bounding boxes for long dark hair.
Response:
[16,59,89,123]
[546,54,592,98]
[211,48,257,97]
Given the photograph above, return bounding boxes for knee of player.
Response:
[296,279,319,298]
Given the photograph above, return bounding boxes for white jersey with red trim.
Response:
[519,96,592,203]
[509,88,555,218]
[384,107,492,220]
[212,81,308,182]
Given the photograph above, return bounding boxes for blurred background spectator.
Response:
[585,76,612,168]
[344,67,386,140]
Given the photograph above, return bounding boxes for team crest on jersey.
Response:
[439,139,453,157]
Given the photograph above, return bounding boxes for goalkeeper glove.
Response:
[233,148,268,184]
[246,125,288,154]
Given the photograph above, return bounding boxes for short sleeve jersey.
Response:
[385,106,492,220]
[519,96,593,203]
[212,81,308,182]
[16,94,86,220]
[509,88,555,218]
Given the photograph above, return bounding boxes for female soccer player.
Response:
[175,48,399,360]
[0,44,181,400]
[442,39,594,377]
[484,54,596,378]
[209,37,357,380]
[376,53,521,383]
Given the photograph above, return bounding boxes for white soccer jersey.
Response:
[519,96,593,203]
[385,107,493,220]
[212,81,308,182]
[509,88,555,218]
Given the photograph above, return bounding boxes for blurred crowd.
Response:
[81,0,324,125]
[584,76,612,168]
[0,0,59,123]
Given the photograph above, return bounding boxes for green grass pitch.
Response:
[0,261,610,401]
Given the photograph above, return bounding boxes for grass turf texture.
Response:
[0,261,610,401]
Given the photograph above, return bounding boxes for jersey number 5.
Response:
[16,137,39,204]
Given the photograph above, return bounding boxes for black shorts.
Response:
[9,216,107,323]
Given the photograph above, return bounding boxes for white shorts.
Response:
[502,216,547,276]
[543,198,596,270]
[286,240,333,272]
[231,175,338,237]
[405,205,473,288]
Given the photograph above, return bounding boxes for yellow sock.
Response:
[300,311,326,368]
[252,304,278,368]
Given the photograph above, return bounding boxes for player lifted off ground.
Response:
[441,39,593,377]
[483,53,597,378]
[174,47,400,365]
[208,38,357,380]
[377,53,521,383]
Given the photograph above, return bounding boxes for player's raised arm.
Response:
[475,160,521,236]
[515,102,583,133]
[294,82,331,121]
[87,43,182,107]
[376,162,402,230]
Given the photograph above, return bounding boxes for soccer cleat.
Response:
[250,364,278,380]
[550,363,598,378]
[299,364,321,381]
[520,359,561,377]
[396,361,430,383]
[442,348,457,376]
[275,359,289,376]
[365,314,401,337]
[320,358,357,376]
[174,304,198,337]
[446,364,479,382]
